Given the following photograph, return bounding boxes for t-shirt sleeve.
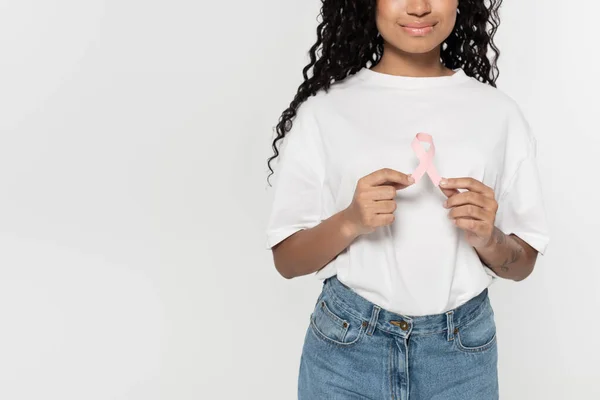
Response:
[494,104,550,256]
[265,101,326,250]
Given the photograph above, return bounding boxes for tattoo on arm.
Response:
[490,228,524,273]
[493,227,506,245]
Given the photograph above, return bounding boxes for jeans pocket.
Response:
[309,290,366,347]
[454,299,497,354]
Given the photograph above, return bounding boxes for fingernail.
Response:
[408,175,415,184]
[440,178,447,186]
[443,201,448,208]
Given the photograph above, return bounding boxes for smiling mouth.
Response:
[399,23,437,36]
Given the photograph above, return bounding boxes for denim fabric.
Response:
[298,276,498,400]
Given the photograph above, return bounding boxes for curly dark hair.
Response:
[266,0,503,186]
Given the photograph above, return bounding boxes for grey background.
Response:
[0,0,597,399]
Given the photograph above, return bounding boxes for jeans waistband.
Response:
[323,275,490,338]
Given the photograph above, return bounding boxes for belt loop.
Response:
[366,305,380,336]
[446,310,455,342]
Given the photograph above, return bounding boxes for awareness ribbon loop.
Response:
[411,132,441,186]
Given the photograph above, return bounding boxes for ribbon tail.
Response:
[411,163,427,183]
[427,165,441,186]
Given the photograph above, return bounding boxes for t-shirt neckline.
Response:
[354,66,470,89]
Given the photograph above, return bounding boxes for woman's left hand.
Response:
[438,177,498,249]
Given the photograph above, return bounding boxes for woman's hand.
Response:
[439,177,498,249]
[342,168,414,237]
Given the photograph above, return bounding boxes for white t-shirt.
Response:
[265,67,550,316]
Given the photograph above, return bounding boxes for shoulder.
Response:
[463,77,535,139]
[282,94,326,154]
[461,76,526,115]
[490,87,535,145]
[299,70,368,108]
[289,89,330,130]
[470,79,529,118]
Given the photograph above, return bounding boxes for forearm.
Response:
[475,227,537,281]
[271,209,359,279]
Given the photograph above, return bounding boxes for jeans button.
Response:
[390,320,410,331]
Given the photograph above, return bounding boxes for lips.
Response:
[401,22,436,29]
[400,22,436,36]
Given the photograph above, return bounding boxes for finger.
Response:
[452,218,489,235]
[381,180,412,190]
[439,186,459,199]
[439,177,494,198]
[373,213,395,226]
[444,191,496,211]
[368,186,400,201]
[373,200,397,214]
[448,205,494,222]
[362,168,414,188]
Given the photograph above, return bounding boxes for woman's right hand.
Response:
[342,168,415,237]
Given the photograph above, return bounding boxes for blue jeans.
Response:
[298,276,499,399]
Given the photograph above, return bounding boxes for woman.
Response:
[265,0,549,398]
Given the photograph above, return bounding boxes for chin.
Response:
[395,41,440,54]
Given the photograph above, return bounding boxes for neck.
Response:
[371,43,453,77]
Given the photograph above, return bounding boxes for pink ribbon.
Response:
[411,132,441,186]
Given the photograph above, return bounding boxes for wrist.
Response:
[476,226,502,251]
[339,208,360,241]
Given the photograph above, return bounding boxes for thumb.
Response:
[439,186,459,198]
[382,174,415,190]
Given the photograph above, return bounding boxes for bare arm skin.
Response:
[271,168,414,279]
[474,227,538,281]
[271,209,359,279]
[439,177,539,281]
[272,173,540,281]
